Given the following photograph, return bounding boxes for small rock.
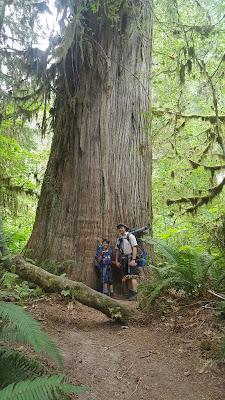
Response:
[121,325,129,329]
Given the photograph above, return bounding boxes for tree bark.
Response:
[0,215,8,258]
[0,215,11,268]
[10,255,132,323]
[26,1,153,287]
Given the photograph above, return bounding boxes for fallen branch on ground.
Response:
[7,255,132,323]
[208,289,225,301]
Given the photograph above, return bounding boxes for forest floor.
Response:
[28,294,225,400]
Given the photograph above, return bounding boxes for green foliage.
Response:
[0,271,43,301]
[0,272,18,289]
[0,374,86,400]
[216,301,225,320]
[0,302,87,399]
[152,0,225,251]
[139,240,216,308]
[0,119,50,254]
[0,1,52,254]
[3,201,37,253]
[0,347,46,386]
[0,302,63,366]
[0,107,50,255]
[38,260,67,276]
[61,289,71,297]
[219,340,225,362]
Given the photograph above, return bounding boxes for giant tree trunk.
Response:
[27,1,153,287]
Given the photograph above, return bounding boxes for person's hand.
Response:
[129,259,137,267]
[115,261,120,268]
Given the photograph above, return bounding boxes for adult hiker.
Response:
[115,223,139,301]
[95,239,114,296]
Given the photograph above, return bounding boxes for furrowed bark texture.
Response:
[11,255,131,323]
[27,2,153,287]
[0,216,8,257]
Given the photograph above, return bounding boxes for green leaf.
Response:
[0,302,63,367]
[0,375,88,400]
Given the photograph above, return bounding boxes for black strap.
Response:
[118,237,124,254]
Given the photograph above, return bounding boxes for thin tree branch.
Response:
[152,109,225,122]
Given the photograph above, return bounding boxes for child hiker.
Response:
[95,239,113,296]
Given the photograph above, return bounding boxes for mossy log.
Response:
[10,255,132,323]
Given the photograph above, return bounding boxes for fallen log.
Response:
[9,255,132,323]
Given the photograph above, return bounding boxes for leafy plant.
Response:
[0,302,87,399]
[216,301,225,320]
[139,239,216,307]
[38,260,67,276]
[0,272,18,289]
[0,272,43,301]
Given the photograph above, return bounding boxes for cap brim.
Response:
[117,224,129,230]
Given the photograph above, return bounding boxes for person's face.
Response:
[118,226,126,236]
[102,241,109,250]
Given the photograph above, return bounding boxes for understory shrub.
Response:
[139,240,219,309]
[0,271,43,302]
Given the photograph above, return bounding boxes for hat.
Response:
[116,223,129,230]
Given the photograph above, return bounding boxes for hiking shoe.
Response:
[128,290,137,301]
[128,294,137,301]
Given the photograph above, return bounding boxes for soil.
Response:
[28,295,225,400]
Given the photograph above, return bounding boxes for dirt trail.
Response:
[29,296,225,400]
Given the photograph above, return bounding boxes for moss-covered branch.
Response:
[152,108,225,122]
[189,159,225,171]
[167,175,225,213]
[9,255,132,323]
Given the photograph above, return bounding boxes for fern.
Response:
[0,347,46,385]
[146,277,185,304]
[0,303,88,399]
[156,241,213,293]
[155,240,183,267]
[141,239,215,305]
[0,302,63,367]
[216,271,225,287]
[0,375,87,400]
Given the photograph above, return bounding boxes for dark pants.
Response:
[121,255,140,278]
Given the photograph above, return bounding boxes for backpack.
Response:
[126,232,147,268]
[118,226,149,267]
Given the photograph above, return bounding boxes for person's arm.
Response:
[115,248,120,268]
[96,249,104,262]
[129,246,137,267]
[132,246,137,261]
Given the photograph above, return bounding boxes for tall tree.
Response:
[26,1,153,287]
[0,0,52,252]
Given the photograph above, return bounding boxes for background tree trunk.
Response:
[27,1,153,287]
[0,215,8,258]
